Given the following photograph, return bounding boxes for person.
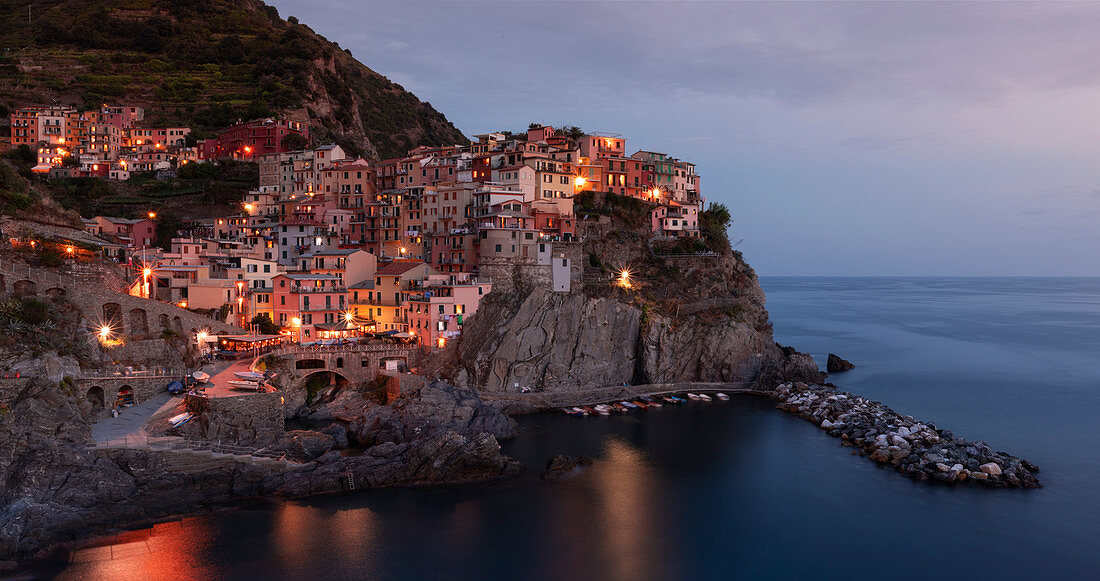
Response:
[111,405,118,418]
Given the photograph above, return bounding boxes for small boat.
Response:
[716,393,730,400]
[663,396,685,404]
[570,407,587,415]
[191,371,210,384]
[165,380,185,395]
[641,397,662,408]
[228,380,260,390]
[580,406,596,415]
[631,400,649,409]
[612,403,628,413]
[620,401,637,409]
[234,371,265,381]
[168,412,193,428]
[593,404,611,416]
[686,393,701,400]
[698,394,712,402]
[562,407,582,416]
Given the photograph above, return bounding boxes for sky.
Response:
[269,0,1100,276]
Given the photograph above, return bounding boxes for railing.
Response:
[77,367,188,379]
[289,286,347,293]
[266,343,419,357]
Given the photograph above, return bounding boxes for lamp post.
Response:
[196,330,208,357]
[292,317,302,344]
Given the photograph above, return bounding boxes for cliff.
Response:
[0,0,467,159]
[451,202,823,393]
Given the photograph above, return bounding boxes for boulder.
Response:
[980,462,1003,476]
[826,354,855,373]
[541,455,594,480]
[278,430,337,461]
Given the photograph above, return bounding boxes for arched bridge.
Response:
[265,344,423,388]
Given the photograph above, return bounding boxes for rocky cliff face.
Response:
[454,248,823,393]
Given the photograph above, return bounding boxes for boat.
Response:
[168,412,193,428]
[641,397,662,408]
[716,393,730,400]
[698,394,713,402]
[612,403,628,413]
[631,400,649,409]
[664,396,685,404]
[593,404,611,416]
[580,406,596,415]
[191,371,210,384]
[165,380,185,395]
[571,407,588,415]
[620,401,637,409]
[686,393,701,400]
[562,407,582,416]
[234,371,265,381]
[227,380,260,390]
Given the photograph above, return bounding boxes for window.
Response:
[495,244,502,253]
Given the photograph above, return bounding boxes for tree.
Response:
[154,211,183,250]
[250,313,280,335]
[60,155,80,168]
[282,132,308,151]
[700,202,733,252]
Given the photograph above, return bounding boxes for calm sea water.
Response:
[33,277,1100,580]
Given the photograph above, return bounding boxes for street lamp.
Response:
[196,330,208,355]
[617,269,632,289]
[291,317,302,344]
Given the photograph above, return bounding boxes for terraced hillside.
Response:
[0,0,467,159]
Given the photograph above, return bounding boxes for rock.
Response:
[826,354,855,373]
[347,381,517,446]
[869,447,892,463]
[820,419,835,429]
[278,430,337,461]
[320,423,349,449]
[541,455,594,480]
[980,462,1003,476]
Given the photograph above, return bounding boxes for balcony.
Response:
[289,285,347,294]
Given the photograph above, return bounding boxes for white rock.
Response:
[821,419,834,429]
[897,426,911,437]
[951,463,963,472]
[980,462,1003,476]
[936,463,952,473]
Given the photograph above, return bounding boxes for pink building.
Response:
[405,272,492,348]
[272,273,347,342]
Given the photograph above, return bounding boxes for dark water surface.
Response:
[35,278,1100,580]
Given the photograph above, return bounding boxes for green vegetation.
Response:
[700,202,733,252]
[250,313,280,335]
[0,0,467,159]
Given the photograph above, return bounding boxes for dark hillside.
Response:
[0,0,467,158]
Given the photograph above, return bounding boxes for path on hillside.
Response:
[90,393,179,447]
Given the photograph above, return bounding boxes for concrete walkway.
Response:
[90,393,179,447]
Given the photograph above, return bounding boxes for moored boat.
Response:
[234,371,265,381]
[580,406,596,415]
[620,401,637,409]
[612,403,628,413]
[716,392,730,400]
[227,380,260,390]
[699,394,712,402]
[593,404,612,415]
[686,393,701,400]
[631,400,649,408]
[571,407,588,415]
[191,371,210,384]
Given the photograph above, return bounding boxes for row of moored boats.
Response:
[562,392,730,416]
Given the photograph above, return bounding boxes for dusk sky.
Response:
[270,1,1100,276]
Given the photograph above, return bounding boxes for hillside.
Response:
[0,0,468,159]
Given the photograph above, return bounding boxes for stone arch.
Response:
[128,308,149,336]
[173,316,183,333]
[158,314,170,329]
[44,287,66,299]
[295,358,325,370]
[86,386,105,413]
[13,280,36,297]
[103,302,123,328]
[299,370,350,406]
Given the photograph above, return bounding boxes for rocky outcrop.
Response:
[346,381,517,446]
[456,290,823,393]
[0,377,521,561]
[769,382,1040,488]
[541,455,593,480]
[827,354,855,373]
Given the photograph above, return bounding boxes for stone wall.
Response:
[183,392,286,447]
[0,377,32,407]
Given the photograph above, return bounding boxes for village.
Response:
[6,105,707,352]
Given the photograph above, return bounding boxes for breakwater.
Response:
[769,382,1040,488]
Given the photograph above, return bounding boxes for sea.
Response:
[28,277,1100,580]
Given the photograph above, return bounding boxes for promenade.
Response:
[479,381,762,409]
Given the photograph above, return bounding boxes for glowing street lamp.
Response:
[291,317,302,344]
[196,330,208,355]
[148,212,157,219]
[399,247,407,255]
[344,311,355,323]
[617,269,632,289]
[99,325,111,343]
[574,176,586,188]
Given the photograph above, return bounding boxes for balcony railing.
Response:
[289,286,347,294]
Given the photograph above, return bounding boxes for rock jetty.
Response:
[769,382,1040,488]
